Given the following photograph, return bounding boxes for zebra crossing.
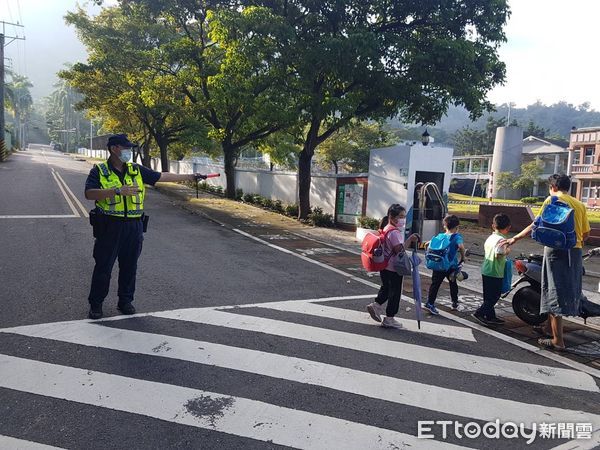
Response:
[1,294,599,449]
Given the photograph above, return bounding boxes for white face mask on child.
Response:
[396,218,406,231]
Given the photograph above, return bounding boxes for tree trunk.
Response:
[14,112,21,149]
[333,161,338,174]
[158,138,169,172]
[298,144,316,220]
[141,141,151,168]
[223,144,236,199]
[298,121,320,220]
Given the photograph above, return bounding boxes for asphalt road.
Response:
[1,148,599,450]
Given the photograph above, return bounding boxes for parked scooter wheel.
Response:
[512,286,548,325]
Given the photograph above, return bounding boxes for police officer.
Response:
[84,134,207,319]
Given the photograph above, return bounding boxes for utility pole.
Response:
[0,22,26,162]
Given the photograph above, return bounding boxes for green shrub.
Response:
[272,200,284,213]
[235,188,244,200]
[285,203,299,217]
[520,197,538,204]
[308,207,334,227]
[357,216,380,229]
[243,193,255,203]
[215,186,224,195]
[261,198,274,209]
[199,181,208,191]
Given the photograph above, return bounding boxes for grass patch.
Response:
[449,193,530,205]
[449,201,600,224]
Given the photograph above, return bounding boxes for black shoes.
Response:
[88,303,136,318]
[89,304,103,320]
[471,311,490,326]
[472,310,505,326]
[117,303,136,315]
[487,316,505,325]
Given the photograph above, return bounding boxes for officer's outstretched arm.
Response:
[158,173,207,183]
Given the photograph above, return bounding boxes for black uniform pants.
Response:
[88,218,144,306]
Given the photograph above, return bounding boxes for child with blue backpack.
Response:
[424,214,466,315]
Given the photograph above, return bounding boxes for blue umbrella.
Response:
[410,250,423,329]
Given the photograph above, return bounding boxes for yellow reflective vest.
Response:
[95,162,145,218]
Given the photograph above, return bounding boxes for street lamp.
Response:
[421,129,430,146]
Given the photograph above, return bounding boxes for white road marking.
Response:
[0,215,78,219]
[3,321,597,428]
[0,435,65,450]
[231,229,600,380]
[147,308,598,391]
[551,429,600,450]
[53,170,89,218]
[221,299,476,342]
[0,354,466,450]
[51,169,80,218]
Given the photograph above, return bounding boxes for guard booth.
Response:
[365,143,453,242]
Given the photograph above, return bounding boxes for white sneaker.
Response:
[367,302,385,323]
[381,317,403,329]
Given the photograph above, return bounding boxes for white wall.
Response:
[162,159,337,214]
[366,145,410,220]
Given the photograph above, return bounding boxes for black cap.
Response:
[107,134,137,148]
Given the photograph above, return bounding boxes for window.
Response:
[581,181,600,202]
[584,147,595,164]
[572,152,581,165]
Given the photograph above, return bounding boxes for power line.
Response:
[0,19,26,160]
[16,0,22,25]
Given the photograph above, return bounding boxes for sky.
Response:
[1,0,600,110]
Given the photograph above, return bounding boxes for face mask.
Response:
[396,218,406,229]
[119,149,132,163]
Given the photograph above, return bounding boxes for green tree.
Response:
[62,5,209,168]
[452,127,486,156]
[268,0,509,217]
[484,116,506,152]
[256,131,301,171]
[494,171,515,199]
[44,76,89,152]
[524,120,548,139]
[513,160,543,196]
[121,1,296,194]
[452,116,505,156]
[5,73,34,149]
[316,121,395,174]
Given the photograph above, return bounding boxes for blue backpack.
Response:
[425,233,457,272]
[531,196,576,249]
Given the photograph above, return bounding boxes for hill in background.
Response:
[390,101,600,146]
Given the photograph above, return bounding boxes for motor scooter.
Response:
[502,247,600,325]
